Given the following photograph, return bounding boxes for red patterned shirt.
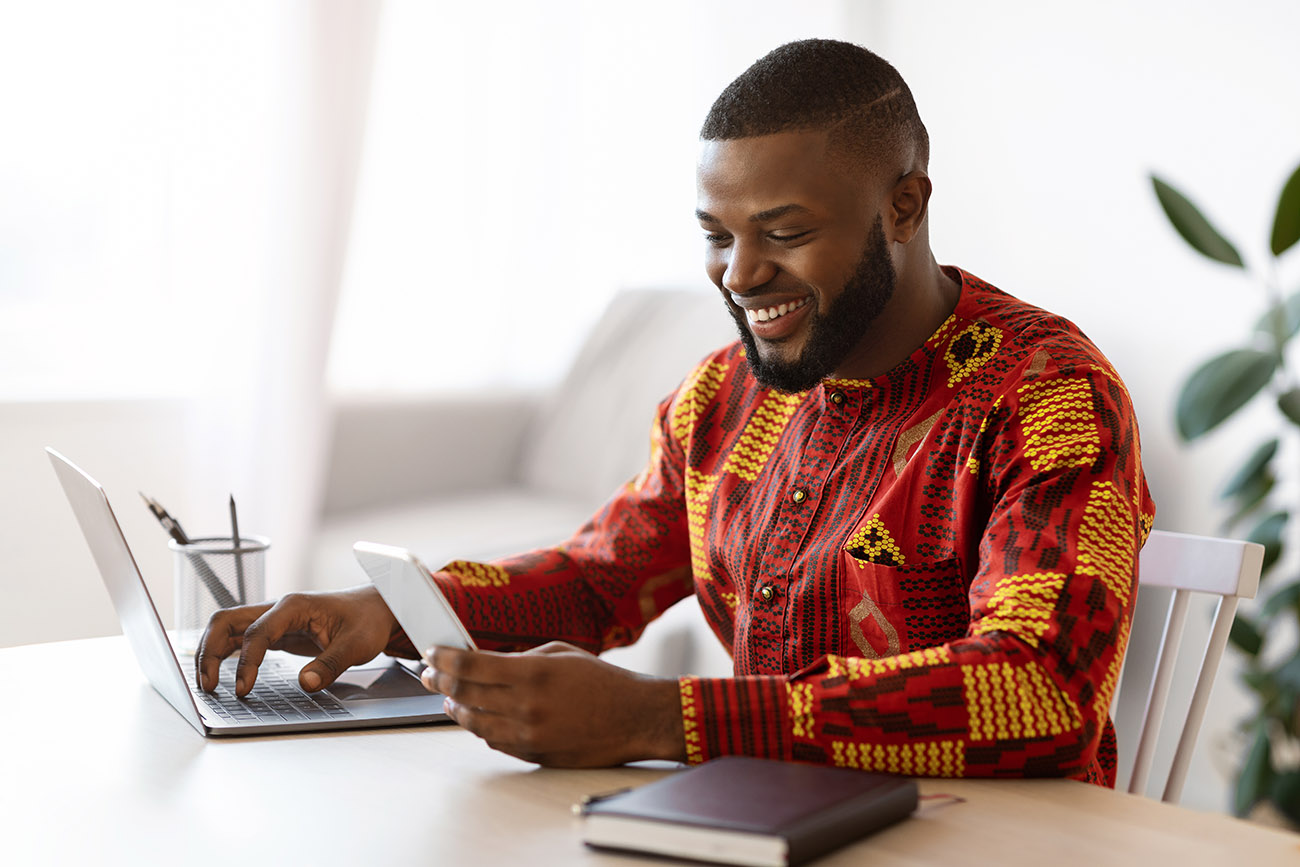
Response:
[428,268,1155,785]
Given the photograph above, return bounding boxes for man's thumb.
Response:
[300,652,345,691]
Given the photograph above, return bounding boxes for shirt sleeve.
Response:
[678,362,1155,783]
[396,391,697,656]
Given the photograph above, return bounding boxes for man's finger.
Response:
[424,668,515,714]
[428,646,522,686]
[298,633,371,691]
[233,595,314,696]
[196,603,272,692]
[524,641,584,657]
[444,697,520,749]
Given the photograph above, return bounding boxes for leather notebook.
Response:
[581,756,918,866]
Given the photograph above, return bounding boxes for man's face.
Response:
[696,131,896,392]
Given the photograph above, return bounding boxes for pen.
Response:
[572,787,633,816]
[141,492,238,609]
[229,495,246,605]
[140,492,190,545]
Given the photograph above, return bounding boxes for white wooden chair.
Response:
[1120,529,1264,803]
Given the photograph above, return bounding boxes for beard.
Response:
[728,215,897,393]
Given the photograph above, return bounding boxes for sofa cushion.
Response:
[310,486,597,591]
[518,288,736,504]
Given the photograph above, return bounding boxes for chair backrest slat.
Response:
[1121,529,1263,803]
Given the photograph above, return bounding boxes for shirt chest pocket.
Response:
[839,552,972,659]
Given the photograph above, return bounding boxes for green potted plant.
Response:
[1153,162,1300,822]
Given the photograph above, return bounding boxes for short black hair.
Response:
[701,39,929,177]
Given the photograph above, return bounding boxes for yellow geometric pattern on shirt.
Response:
[679,678,704,764]
[671,359,728,442]
[1091,361,1155,542]
[832,739,965,777]
[1017,378,1101,472]
[720,390,804,482]
[961,661,1082,741]
[1093,615,1132,726]
[824,378,874,390]
[1139,510,1155,542]
[788,682,815,739]
[826,646,951,680]
[971,572,1066,648]
[443,561,510,588]
[844,514,905,567]
[926,313,959,348]
[685,467,720,581]
[967,395,1004,476]
[631,416,664,494]
[944,322,1003,387]
[1077,481,1137,608]
[720,591,738,610]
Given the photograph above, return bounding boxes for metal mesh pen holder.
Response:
[170,535,269,653]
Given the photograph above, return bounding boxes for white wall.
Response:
[329,0,854,393]
[0,402,198,647]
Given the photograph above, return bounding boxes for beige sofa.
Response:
[311,288,738,676]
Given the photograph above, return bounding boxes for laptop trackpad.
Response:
[327,665,430,701]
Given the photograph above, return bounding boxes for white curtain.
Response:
[0,1,381,599]
[179,2,382,594]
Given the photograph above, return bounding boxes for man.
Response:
[198,39,1154,785]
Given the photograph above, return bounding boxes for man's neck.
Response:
[831,257,961,381]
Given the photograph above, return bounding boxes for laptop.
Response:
[47,447,450,736]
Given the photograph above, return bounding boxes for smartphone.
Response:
[353,541,478,657]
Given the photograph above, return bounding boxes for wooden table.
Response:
[2,636,1297,866]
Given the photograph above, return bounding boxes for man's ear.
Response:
[887,171,932,245]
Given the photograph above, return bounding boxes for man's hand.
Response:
[196,585,406,697]
[426,642,686,768]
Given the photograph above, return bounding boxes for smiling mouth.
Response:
[744,297,811,324]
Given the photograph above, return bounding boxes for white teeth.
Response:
[745,297,807,325]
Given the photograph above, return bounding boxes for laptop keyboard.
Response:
[192,657,354,724]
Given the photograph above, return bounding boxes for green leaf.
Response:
[1276,655,1300,694]
[1220,438,1279,499]
[1271,162,1300,257]
[1230,615,1265,657]
[1279,690,1300,739]
[1235,725,1274,816]
[1223,474,1276,531]
[1271,772,1300,825]
[1175,349,1277,440]
[1253,291,1300,341]
[1152,175,1245,267]
[1242,668,1275,695]
[1280,388,1300,427]
[1248,511,1289,574]
[1261,582,1300,620]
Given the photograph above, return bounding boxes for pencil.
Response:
[229,495,246,605]
[141,492,237,609]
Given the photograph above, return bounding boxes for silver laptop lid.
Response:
[46,447,207,734]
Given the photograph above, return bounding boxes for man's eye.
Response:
[770,230,810,243]
[704,232,731,246]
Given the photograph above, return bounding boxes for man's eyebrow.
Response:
[695,204,815,224]
[750,203,814,223]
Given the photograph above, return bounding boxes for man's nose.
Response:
[721,241,776,294]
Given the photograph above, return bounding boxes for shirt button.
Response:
[830,391,846,405]
[759,585,775,603]
[791,488,808,504]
